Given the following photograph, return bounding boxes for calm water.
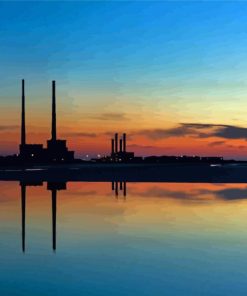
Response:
[1,181,247,295]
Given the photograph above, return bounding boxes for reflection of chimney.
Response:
[51,189,57,252]
[21,184,26,253]
[115,181,118,197]
[21,79,26,146]
[119,139,123,152]
[111,139,115,155]
[123,182,127,197]
[123,133,126,152]
[51,81,57,141]
[115,133,118,154]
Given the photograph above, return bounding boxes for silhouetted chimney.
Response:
[111,138,115,155]
[115,133,118,154]
[21,79,26,146]
[51,81,56,141]
[120,139,123,152]
[123,133,126,152]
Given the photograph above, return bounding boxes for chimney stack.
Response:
[119,138,123,152]
[111,138,115,155]
[21,79,26,146]
[123,133,126,152]
[51,80,57,141]
[115,133,118,154]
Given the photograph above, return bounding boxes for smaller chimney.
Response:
[115,133,118,154]
[123,133,126,152]
[111,138,115,155]
[119,139,123,152]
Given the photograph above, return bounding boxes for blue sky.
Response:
[1,1,247,158]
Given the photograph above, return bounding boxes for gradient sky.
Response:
[1,1,247,158]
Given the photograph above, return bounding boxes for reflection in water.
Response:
[2,181,247,295]
[20,183,25,253]
[112,181,127,198]
[19,181,66,253]
[17,180,247,253]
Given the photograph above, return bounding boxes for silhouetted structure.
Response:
[46,81,74,162]
[0,79,228,166]
[109,133,135,162]
[19,80,74,163]
[19,80,46,162]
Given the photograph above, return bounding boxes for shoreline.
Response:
[0,162,246,183]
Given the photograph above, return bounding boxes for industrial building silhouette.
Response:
[110,133,135,162]
[0,79,225,166]
[19,79,74,163]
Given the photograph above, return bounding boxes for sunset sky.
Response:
[1,1,247,159]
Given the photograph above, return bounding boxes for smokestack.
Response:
[21,79,26,146]
[51,80,56,141]
[115,133,118,154]
[123,133,126,152]
[111,139,115,155]
[119,139,123,152]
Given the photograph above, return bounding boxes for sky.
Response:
[1,1,247,159]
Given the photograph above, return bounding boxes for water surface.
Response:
[0,181,247,295]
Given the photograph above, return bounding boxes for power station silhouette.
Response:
[0,79,225,166]
[19,80,74,163]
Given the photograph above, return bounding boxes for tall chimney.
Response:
[123,133,126,152]
[51,80,57,141]
[119,139,123,152]
[115,133,118,154]
[111,138,115,155]
[21,79,26,146]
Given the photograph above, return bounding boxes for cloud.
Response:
[62,132,97,138]
[214,188,247,200]
[130,185,247,202]
[128,144,156,149]
[136,123,247,141]
[91,112,127,121]
[208,141,225,147]
[130,186,200,201]
[0,125,18,131]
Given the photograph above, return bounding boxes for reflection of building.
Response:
[47,182,66,251]
[19,80,74,163]
[112,181,127,198]
[19,181,66,253]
